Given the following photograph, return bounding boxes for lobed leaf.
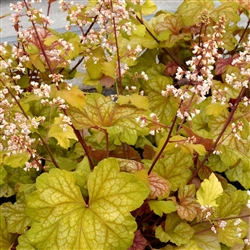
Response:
[3,152,30,169]
[177,184,201,221]
[148,200,176,217]
[141,0,157,15]
[148,172,171,199]
[177,0,214,26]
[48,116,77,149]
[68,93,149,145]
[25,158,149,249]
[141,76,177,125]
[193,223,221,250]
[1,201,31,234]
[55,86,86,110]
[196,173,223,207]
[153,149,193,191]
[155,213,194,246]
[216,190,248,218]
[211,2,240,24]
[0,213,15,250]
[217,219,248,247]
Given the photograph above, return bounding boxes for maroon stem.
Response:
[188,87,246,184]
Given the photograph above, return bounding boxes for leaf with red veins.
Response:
[116,159,145,173]
[215,54,238,75]
[154,15,182,35]
[164,61,179,77]
[177,184,201,221]
[148,172,171,199]
[128,230,148,250]
[181,124,214,151]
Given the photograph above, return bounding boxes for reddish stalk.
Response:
[188,86,246,184]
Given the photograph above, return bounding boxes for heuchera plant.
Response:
[0,0,250,249]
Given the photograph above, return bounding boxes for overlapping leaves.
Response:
[68,93,150,145]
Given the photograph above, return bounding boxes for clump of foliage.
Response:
[0,0,250,249]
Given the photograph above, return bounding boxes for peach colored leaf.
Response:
[177,185,201,221]
[155,15,182,35]
[100,75,115,88]
[215,56,235,75]
[148,172,171,199]
[164,61,179,77]
[128,230,147,250]
[181,124,214,151]
[116,159,145,173]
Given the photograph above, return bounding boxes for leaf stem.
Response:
[110,0,123,95]
[135,15,188,70]
[233,19,250,54]
[192,213,250,228]
[71,126,95,170]
[148,109,179,175]
[188,87,246,184]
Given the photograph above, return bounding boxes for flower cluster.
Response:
[231,121,243,141]
[59,114,72,132]
[31,81,51,98]
[200,205,214,220]
[174,16,226,109]
[41,96,68,110]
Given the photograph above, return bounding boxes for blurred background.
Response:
[0,1,191,44]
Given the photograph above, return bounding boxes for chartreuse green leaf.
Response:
[16,234,35,250]
[218,144,250,189]
[206,103,229,117]
[217,219,248,247]
[55,86,86,109]
[0,213,15,250]
[134,24,146,37]
[155,212,194,246]
[68,93,149,145]
[0,166,38,198]
[219,145,250,170]
[216,190,247,218]
[25,158,149,250]
[1,201,31,234]
[3,152,30,168]
[141,76,178,125]
[117,94,149,110]
[48,116,77,149]
[206,154,228,172]
[177,0,214,26]
[141,0,157,15]
[0,166,7,186]
[225,165,250,189]
[153,149,193,191]
[211,2,240,24]
[85,47,105,80]
[70,157,91,198]
[148,200,176,216]
[196,173,223,207]
[193,223,221,250]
